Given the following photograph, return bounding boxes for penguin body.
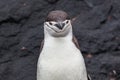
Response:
[37,10,90,80]
[37,37,87,80]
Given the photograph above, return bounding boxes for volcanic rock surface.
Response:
[0,0,120,80]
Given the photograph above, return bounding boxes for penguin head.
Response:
[44,10,72,37]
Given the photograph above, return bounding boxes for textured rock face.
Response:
[0,0,120,80]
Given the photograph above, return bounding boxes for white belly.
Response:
[37,40,87,80]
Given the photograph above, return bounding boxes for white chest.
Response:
[37,39,87,80]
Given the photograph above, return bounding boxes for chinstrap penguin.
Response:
[37,10,91,80]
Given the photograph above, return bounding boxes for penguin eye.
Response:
[66,20,69,24]
[49,22,53,25]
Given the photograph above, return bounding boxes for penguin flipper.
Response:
[40,40,44,53]
[72,35,80,49]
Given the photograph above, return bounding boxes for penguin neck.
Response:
[44,28,73,43]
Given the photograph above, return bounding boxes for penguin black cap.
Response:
[45,10,70,22]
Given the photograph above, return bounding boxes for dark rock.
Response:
[0,0,120,80]
[0,23,20,37]
[45,0,59,4]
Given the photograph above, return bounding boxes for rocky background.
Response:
[0,0,120,80]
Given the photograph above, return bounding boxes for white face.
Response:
[44,20,72,37]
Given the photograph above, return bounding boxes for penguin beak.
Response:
[55,22,65,30]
